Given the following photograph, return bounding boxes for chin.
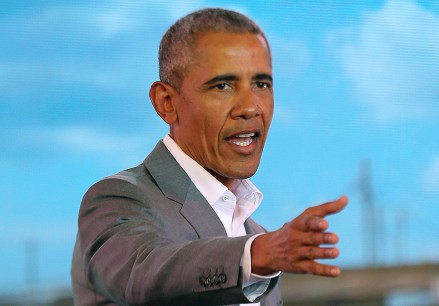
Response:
[231,167,258,180]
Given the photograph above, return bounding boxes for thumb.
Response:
[303,196,348,218]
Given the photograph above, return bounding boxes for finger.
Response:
[300,232,339,246]
[285,260,341,277]
[308,262,341,277]
[293,215,328,232]
[294,246,339,260]
[303,195,349,218]
[288,260,341,277]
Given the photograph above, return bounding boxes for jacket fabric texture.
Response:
[72,140,282,306]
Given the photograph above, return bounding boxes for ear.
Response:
[149,81,178,124]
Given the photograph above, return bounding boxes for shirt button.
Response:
[222,195,229,201]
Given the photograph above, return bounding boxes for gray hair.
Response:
[158,8,270,90]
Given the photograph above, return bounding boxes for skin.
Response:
[150,32,273,189]
[150,32,348,278]
[251,196,348,277]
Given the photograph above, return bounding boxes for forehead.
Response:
[187,32,272,74]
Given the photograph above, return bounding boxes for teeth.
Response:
[228,132,256,147]
[238,133,255,138]
[231,138,253,146]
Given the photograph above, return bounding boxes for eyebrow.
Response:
[253,73,273,83]
[204,74,239,86]
[203,73,273,86]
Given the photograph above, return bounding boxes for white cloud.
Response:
[0,1,195,46]
[0,3,149,95]
[0,60,122,95]
[13,125,160,166]
[32,2,147,39]
[0,1,215,95]
[3,125,153,160]
[328,0,439,123]
[92,9,143,39]
[0,4,135,41]
[272,38,311,77]
[422,155,439,193]
[36,125,147,154]
[268,37,310,126]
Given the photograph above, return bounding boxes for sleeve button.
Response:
[211,275,218,285]
[218,273,227,283]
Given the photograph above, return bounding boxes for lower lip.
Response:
[226,137,259,155]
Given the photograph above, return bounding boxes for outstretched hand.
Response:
[251,196,348,277]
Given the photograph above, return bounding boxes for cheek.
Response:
[262,101,274,125]
[204,108,230,129]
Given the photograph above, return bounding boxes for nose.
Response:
[230,87,261,120]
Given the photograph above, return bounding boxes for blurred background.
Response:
[1,0,438,305]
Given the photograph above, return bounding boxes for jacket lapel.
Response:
[144,140,227,238]
[245,217,266,235]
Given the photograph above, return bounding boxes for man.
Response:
[72,8,348,306]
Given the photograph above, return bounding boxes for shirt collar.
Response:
[162,135,263,206]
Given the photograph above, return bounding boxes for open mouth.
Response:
[226,132,259,147]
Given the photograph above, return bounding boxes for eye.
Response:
[256,82,271,89]
[214,83,231,90]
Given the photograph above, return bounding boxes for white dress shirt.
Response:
[163,135,277,305]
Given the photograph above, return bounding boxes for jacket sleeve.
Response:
[75,175,277,305]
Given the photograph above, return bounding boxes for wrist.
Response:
[250,233,277,276]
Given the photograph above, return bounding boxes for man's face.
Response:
[170,32,273,189]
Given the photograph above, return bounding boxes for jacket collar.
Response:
[143,140,228,238]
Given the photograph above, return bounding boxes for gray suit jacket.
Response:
[72,141,282,305]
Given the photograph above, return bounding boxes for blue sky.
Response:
[1,0,438,294]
